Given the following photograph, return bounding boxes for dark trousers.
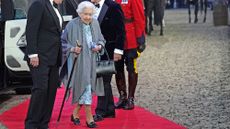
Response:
[115,49,139,98]
[116,49,138,73]
[25,63,59,129]
[95,74,115,116]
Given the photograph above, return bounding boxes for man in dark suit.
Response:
[90,0,125,122]
[24,0,63,129]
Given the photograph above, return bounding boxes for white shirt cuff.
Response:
[28,54,38,58]
[114,49,123,55]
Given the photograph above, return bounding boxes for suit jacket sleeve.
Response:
[26,1,44,55]
[111,4,125,51]
[132,0,145,40]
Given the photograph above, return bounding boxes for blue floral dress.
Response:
[78,24,94,105]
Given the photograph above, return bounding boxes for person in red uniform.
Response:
[114,0,146,110]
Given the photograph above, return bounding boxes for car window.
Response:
[14,8,27,19]
[12,0,33,19]
[13,0,31,13]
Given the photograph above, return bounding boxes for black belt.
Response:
[124,17,134,23]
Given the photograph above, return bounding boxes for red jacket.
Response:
[115,0,145,49]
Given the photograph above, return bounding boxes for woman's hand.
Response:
[91,45,102,52]
[71,46,82,54]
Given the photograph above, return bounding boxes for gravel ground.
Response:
[1,9,230,129]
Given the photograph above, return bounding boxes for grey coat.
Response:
[61,17,105,104]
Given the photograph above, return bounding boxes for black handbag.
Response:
[96,46,116,76]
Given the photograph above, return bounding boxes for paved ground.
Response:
[0,9,230,129]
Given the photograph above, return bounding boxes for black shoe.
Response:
[115,98,127,109]
[123,97,134,110]
[37,125,49,129]
[103,113,115,118]
[86,121,97,128]
[71,114,80,125]
[93,114,104,122]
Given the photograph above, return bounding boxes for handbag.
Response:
[96,46,116,76]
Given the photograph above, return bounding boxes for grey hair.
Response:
[76,1,96,14]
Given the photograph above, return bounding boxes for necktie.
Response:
[95,4,100,8]
[53,2,58,8]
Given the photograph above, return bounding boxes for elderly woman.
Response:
[61,1,105,128]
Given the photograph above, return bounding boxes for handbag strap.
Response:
[99,45,111,61]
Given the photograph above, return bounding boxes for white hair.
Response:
[76,1,96,14]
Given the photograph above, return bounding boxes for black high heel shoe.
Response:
[86,121,97,128]
[71,115,80,125]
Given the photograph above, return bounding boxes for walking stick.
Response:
[57,43,81,122]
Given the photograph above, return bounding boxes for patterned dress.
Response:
[78,24,94,105]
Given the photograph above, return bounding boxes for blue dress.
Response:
[78,24,94,105]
